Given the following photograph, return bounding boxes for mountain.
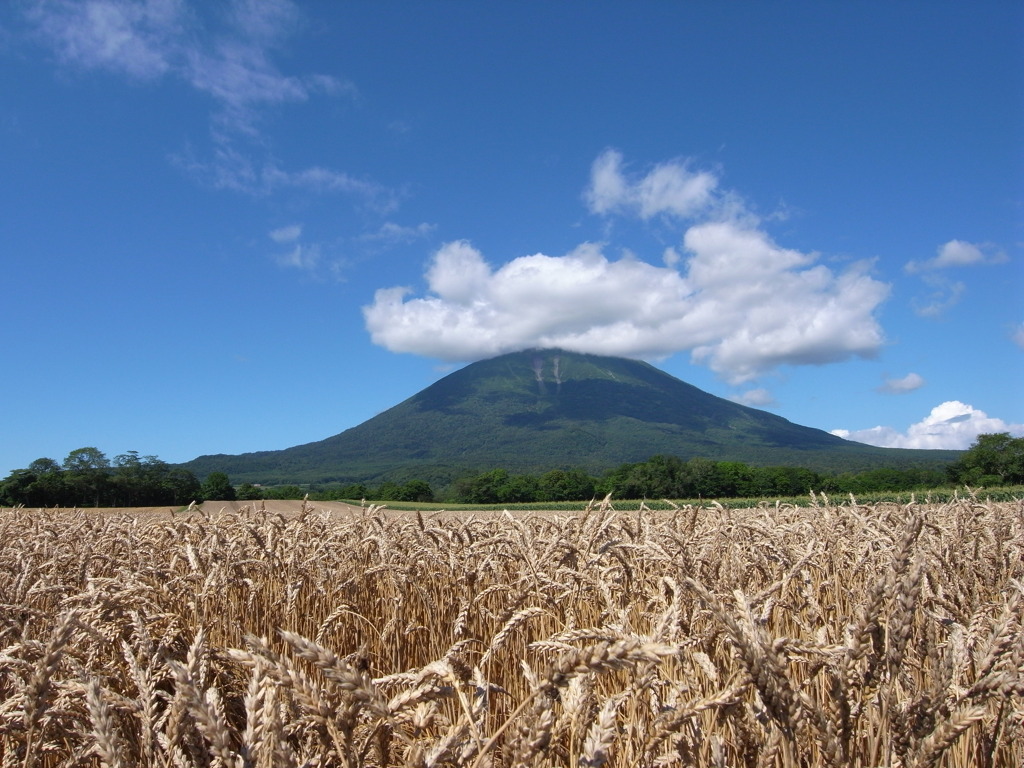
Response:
[182,349,959,485]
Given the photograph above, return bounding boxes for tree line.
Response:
[2,433,1021,508]
[0,448,220,507]
[312,433,1024,504]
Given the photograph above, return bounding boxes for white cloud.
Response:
[911,274,966,317]
[275,242,319,271]
[905,239,1006,273]
[25,0,373,202]
[359,222,436,246]
[26,0,184,80]
[904,239,1008,317]
[730,388,776,407]
[176,145,396,206]
[25,0,346,123]
[832,401,1024,450]
[225,0,299,45]
[269,223,301,243]
[879,372,925,394]
[1012,322,1024,350]
[261,165,396,211]
[363,150,887,380]
[585,149,718,220]
[364,226,889,382]
[267,222,320,271]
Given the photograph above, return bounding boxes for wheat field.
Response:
[1,495,1021,767]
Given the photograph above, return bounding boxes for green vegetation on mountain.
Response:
[181,349,960,486]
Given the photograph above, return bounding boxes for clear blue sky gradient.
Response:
[2,1,1022,476]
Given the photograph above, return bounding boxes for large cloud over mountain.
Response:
[365,150,889,381]
[364,227,889,383]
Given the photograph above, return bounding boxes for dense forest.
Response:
[3,433,1019,507]
[0,449,216,507]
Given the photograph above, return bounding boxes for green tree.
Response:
[716,461,756,497]
[538,469,596,501]
[265,485,303,500]
[200,472,236,501]
[453,469,539,504]
[603,455,688,499]
[684,457,725,498]
[112,451,145,506]
[454,469,504,504]
[162,469,203,505]
[25,458,66,506]
[948,433,1024,485]
[236,483,264,500]
[316,483,368,501]
[62,447,111,506]
[374,481,402,501]
[28,457,62,475]
[499,474,539,503]
[0,469,40,506]
[396,479,434,502]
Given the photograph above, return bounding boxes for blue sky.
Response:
[2,0,1022,477]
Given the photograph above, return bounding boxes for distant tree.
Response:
[25,458,67,506]
[453,469,539,504]
[715,461,755,497]
[162,469,203,505]
[374,481,402,501]
[755,465,821,496]
[265,485,303,500]
[340,483,368,500]
[0,469,40,506]
[500,474,539,504]
[453,470,505,504]
[684,457,725,498]
[112,451,145,506]
[315,483,368,501]
[538,469,596,501]
[200,472,236,501]
[236,483,264,500]
[28,457,62,475]
[602,455,688,499]
[948,433,1024,485]
[2,450,200,507]
[62,447,111,506]
[396,479,434,503]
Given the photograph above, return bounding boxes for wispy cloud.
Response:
[173,145,394,205]
[359,222,436,246]
[905,239,1006,274]
[23,0,378,202]
[1013,322,1024,350]
[585,149,718,220]
[267,220,432,279]
[904,239,1008,317]
[878,372,925,394]
[910,274,966,318]
[268,222,317,270]
[25,0,184,80]
[275,242,320,271]
[268,223,302,243]
[832,400,1023,450]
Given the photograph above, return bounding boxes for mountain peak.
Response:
[183,349,957,485]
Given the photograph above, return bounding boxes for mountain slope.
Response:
[183,349,958,484]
